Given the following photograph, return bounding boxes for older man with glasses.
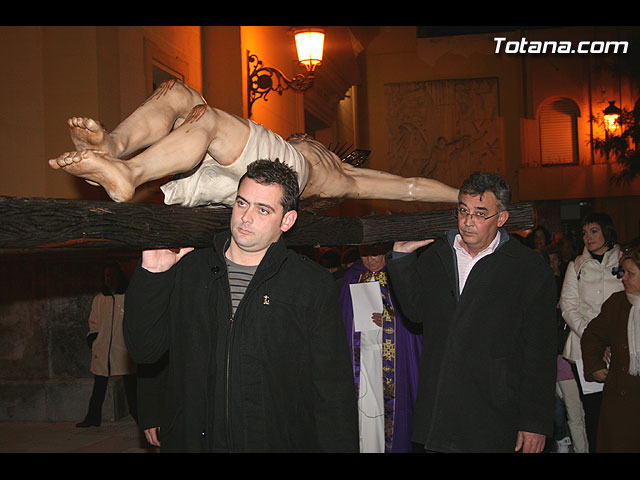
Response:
[385,171,557,453]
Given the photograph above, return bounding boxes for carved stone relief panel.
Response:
[384,77,502,188]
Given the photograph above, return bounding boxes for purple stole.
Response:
[340,260,422,453]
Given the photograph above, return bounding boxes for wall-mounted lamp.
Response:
[247,27,325,118]
[603,101,622,135]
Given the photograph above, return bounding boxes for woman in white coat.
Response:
[76,263,137,427]
[560,212,623,452]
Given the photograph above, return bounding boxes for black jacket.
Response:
[386,229,557,452]
[123,232,359,452]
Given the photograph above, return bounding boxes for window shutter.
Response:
[539,99,578,165]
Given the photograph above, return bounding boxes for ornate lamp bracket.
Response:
[247,51,315,118]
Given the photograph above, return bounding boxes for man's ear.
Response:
[497,210,509,228]
[280,210,298,233]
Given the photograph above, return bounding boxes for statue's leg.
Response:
[49,104,250,203]
[123,104,250,181]
[65,79,206,159]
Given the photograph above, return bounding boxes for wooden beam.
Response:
[0,197,536,250]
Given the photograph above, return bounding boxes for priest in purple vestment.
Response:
[339,243,422,453]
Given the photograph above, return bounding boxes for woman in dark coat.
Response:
[581,244,640,452]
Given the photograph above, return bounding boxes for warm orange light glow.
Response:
[604,112,620,134]
[294,28,325,71]
[603,101,622,135]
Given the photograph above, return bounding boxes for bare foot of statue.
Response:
[67,117,118,156]
[48,150,135,203]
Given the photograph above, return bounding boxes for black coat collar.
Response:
[210,230,288,278]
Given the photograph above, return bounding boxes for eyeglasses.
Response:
[455,206,500,221]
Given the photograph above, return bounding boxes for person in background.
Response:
[341,248,361,271]
[77,263,137,427]
[529,225,551,252]
[559,235,577,275]
[581,243,640,452]
[317,247,343,281]
[339,243,422,453]
[545,245,588,453]
[559,212,623,452]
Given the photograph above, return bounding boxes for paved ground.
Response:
[0,417,157,453]
[0,419,581,454]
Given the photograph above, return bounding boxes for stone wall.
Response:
[0,250,139,421]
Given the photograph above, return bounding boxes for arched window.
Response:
[538,98,580,165]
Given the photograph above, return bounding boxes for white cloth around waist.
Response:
[161,120,309,207]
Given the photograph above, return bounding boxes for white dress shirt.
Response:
[453,230,501,293]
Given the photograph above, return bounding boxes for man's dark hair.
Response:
[582,212,618,248]
[239,159,300,213]
[460,171,512,211]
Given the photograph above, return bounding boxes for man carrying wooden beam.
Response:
[123,159,359,452]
